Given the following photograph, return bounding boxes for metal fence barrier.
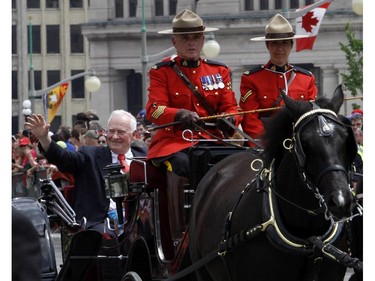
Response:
[12,169,48,199]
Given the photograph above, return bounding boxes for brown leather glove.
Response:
[174,109,201,130]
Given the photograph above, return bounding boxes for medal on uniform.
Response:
[207,76,214,90]
[215,74,225,89]
[200,76,208,90]
[211,75,219,89]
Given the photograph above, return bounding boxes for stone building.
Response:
[12,0,363,132]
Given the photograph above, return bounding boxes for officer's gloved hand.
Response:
[216,116,236,133]
[174,109,201,129]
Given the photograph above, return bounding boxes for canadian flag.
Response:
[295,0,332,52]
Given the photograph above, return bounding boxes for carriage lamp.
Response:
[104,164,129,198]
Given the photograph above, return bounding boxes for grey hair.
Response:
[107,110,137,132]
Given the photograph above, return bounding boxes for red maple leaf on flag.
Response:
[301,11,319,33]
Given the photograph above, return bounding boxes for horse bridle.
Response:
[281,107,356,221]
[292,108,351,182]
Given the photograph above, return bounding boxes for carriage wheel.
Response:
[121,271,143,281]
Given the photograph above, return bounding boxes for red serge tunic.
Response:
[239,61,318,140]
[146,56,241,160]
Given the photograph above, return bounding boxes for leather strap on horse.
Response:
[308,236,363,272]
[172,63,216,116]
[164,223,265,281]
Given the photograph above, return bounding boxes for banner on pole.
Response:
[43,83,69,123]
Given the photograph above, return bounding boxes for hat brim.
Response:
[250,34,310,41]
[158,27,218,35]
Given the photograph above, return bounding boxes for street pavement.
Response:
[51,232,63,273]
[51,231,355,280]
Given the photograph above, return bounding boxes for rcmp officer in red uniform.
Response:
[146,9,241,244]
[146,9,241,178]
[240,14,318,143]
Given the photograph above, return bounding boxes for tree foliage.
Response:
[339,23,363,99]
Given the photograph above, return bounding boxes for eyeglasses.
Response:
[98,140,106,144]
[106,129,131,137]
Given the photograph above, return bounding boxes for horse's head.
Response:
[279,85,357,220]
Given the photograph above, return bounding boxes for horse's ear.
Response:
[281,89,300,116]
[330,84,344,114]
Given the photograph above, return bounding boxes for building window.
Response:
[12,71,18,100]
[275,0,282,9]
[155,0,163,16]
[27,0,40,9]
[30,70,42,99]
[12,0,16,9]
[260,0,269,10]
[12,116,19,135]
[47,70,61,86]
[129,0,137,17]
[50,116,62,134]
[127,70,143,117]
[71,70,85,98]
[70,25,84,53]
[46,0,59,8]
[244,0,253,11]
[169,0,177,15]
[306,0,314,5]
[12,25,17,55]
[70,0,83,8]
[47,25,60,54]
[291,0,299,9]
[115,0,124,18]
[28,25,41,54]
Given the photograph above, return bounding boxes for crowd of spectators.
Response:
[12,109,153,194]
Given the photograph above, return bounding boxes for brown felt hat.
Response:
[158,9,218,35]
[251,14,309,41]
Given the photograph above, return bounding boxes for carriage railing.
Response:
[182,129,250,145]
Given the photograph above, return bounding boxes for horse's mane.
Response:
[261,96,336,166]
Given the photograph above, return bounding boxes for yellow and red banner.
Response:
[42,83,69,123]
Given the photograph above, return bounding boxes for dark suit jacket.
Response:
[40,141,147,227]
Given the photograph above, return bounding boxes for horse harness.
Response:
[219,107,361,273]
[165,107,362,280]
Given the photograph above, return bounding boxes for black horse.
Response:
[188,85,358,281]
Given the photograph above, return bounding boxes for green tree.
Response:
[339,23,363,109]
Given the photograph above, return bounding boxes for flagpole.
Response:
[28,20,36,115]
[287,0,333,18]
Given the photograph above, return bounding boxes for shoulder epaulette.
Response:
[151,61,174,70]
[243,65,263,75]
[203,59,228,68]
[293,65,313,76]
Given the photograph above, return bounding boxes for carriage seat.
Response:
[129,158,167,190]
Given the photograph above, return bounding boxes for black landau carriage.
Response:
[16,141,247,281]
